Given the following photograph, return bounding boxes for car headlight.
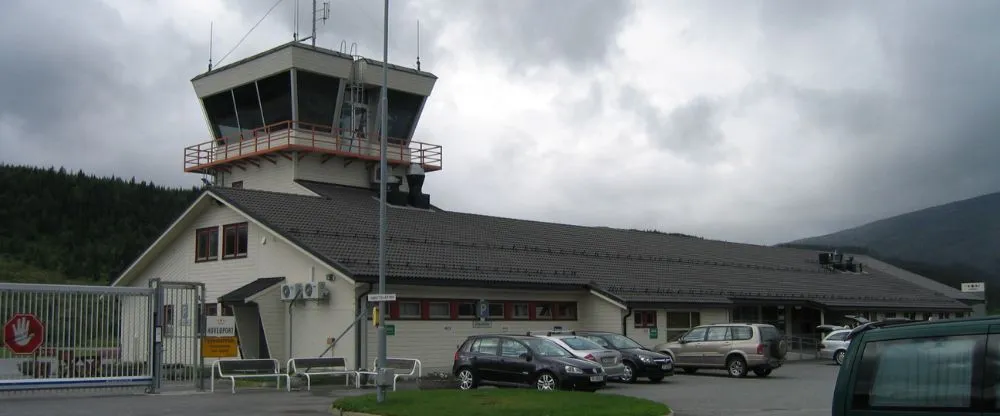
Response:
[564,366,583,374]
[639,356,653,363]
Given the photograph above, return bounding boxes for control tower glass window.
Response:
[232,81,265,139]
[257,71,293,130]
[202,91,240,143]
[386,89,425,143]
[297,70,341,133]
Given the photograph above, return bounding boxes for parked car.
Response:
[817,328,852,365]
[527,331,626,380]
[833,315,989,415]
[452,333,608,392]
[573,330,674,383]
[652,323,787,377]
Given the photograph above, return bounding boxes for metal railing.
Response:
[183,120,443,172]
[782,335,820,360]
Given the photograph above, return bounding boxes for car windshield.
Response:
[524,338,572,357]
[605,334,643,349]
[560,336,604,351]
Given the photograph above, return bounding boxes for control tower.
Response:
[183,40,441,206]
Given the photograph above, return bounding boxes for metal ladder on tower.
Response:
[347,44,367,155]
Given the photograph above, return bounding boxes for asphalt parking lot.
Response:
[0,361,839,416]
[606,361,839,416]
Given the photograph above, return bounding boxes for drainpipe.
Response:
[622,307,633,337]
[355,283,373,369]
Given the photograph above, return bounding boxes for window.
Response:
[730,326,753,341]
[562,336,603,351]
[398,301,421,319]
[706,326,729,341]
[511,303,529,319]
[851,334,984,411]
[500,339,529,358]
[386,298,579,321]
[471,337,499,355]
[634,310,657,328]
[202,91,240,141]
[555,303,577,320]
[222,222,249,259]
[232,81,265,138]
[680,327,707,343]
[883,312,897,319]
[257,71,292,127]
[903,312,916,320]
[203,303,218,317]
[955,312,965,318]
[457,301,477,319]
[825,331,848,342]
[221,304,234,316]
[385,89,425,143]
[666,311,701,341]
[231,181,243,189]
[195,227,218,262]
[297,70,340,133]
[584,335,612,348]
[428,302,450,319]
[488,303,504,319]
[731,306,760,323]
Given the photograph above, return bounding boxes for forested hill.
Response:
[0,164,200,284]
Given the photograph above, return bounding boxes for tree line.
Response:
[0,164,200,283]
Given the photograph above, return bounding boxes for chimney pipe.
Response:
[406,164,426,208]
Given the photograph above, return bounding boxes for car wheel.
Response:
[726,356,748,378]
[648,376,664,383]
[753,368,772,377]
[620,362,637,383]
[535,371,558,391]
[456,367,477,390]
[834,350,846,366]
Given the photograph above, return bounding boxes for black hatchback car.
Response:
[452,334,608,392]
[574,330,674,383]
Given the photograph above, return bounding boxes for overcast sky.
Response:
[3,0,999,246]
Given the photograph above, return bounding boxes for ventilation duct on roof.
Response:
[406,163,431,209]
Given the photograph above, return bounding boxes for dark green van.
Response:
[832,316,999,415]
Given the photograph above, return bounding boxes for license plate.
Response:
[661,364,672,370]
[589,375,604,382]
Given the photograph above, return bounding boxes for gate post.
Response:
[149,278,164,394]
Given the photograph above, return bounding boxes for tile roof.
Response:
[208,181,971,311]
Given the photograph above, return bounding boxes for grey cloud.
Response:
[619,85,728,162]
[442,0,635,74]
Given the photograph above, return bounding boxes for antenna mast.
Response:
[208,21,214,71]
[298,0,330,46]
[416,20,421,71]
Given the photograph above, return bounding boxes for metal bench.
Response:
[285,357,359,391]
[211,358,289,394]
[356,357,422,391]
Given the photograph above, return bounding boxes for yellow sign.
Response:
[372,306,379,327]
[202,336,239,358]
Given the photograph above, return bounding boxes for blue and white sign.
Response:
[478,299,490,320]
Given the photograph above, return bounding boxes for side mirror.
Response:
[519,352,532,361]
[678,339,688,344]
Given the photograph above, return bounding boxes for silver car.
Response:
[818,328,852,365]
[530,332,626,379]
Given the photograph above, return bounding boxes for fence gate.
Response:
[150,279,205,393]
[0,282,156,394]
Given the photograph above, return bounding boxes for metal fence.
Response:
[0,280,205,395]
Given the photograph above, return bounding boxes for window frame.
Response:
[222,222,249,260]
[633,310,657,328]
[195,226,219,262]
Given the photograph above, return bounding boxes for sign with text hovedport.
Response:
[205,316,236,337]
[961,282,986,293]
[202,336,239,358]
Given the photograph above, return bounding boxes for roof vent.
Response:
[406,164,431,209]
